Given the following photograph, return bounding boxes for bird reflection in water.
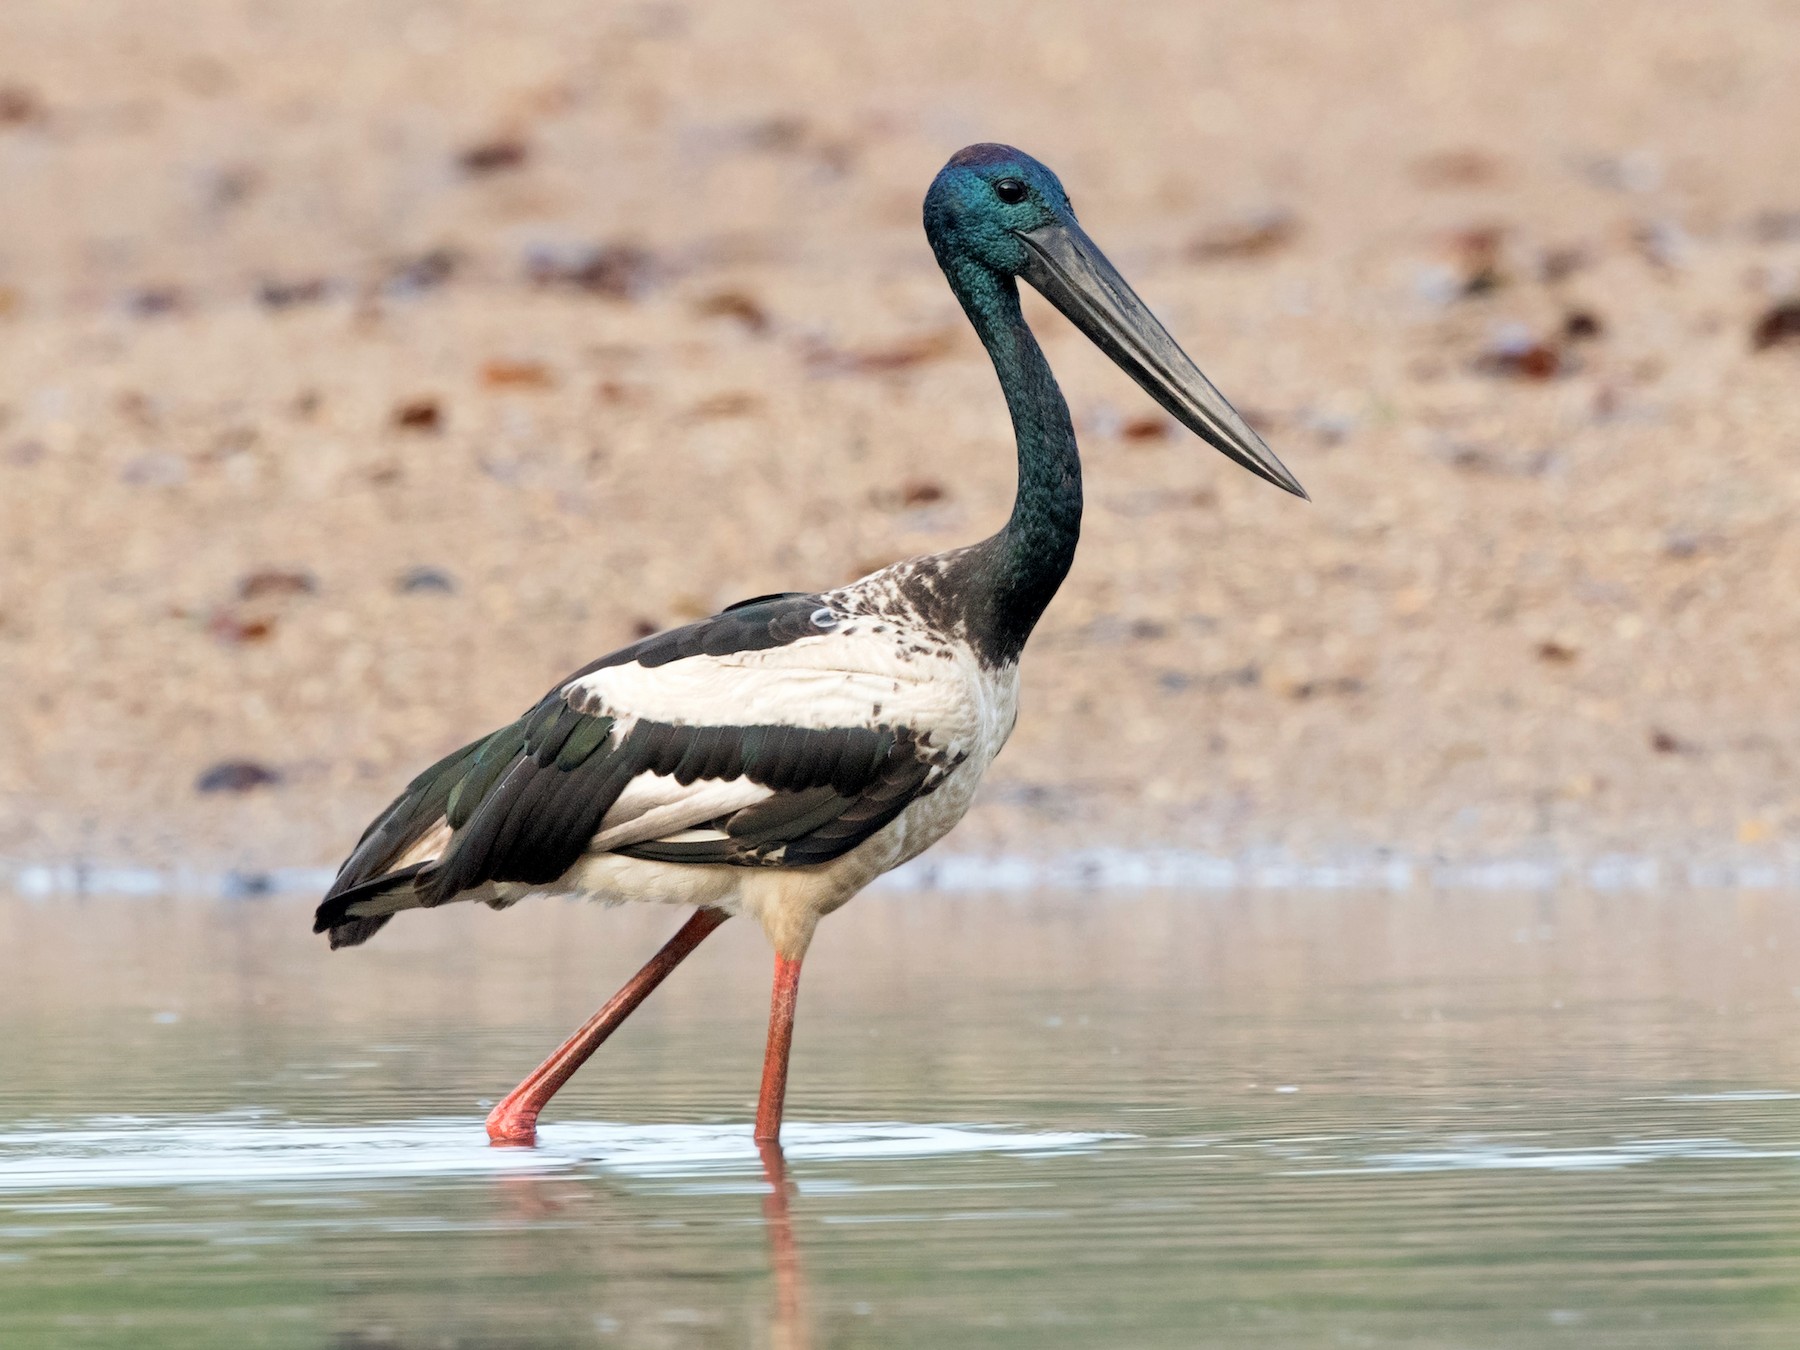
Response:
[479,1139,812,1345]
[759,1139,811,1350]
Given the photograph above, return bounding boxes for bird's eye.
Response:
[994,178,1028,204]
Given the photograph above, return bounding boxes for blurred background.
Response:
[2,0,1798,881]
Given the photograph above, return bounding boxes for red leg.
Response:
[486,907,729,1145]
[754,953,804,1143]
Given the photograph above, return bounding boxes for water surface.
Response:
[4,888,1800,1347]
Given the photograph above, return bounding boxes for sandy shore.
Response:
[1,0,1798,880]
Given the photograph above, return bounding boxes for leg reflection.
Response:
[758,1139,811,1350]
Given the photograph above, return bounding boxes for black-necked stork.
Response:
[314,144,1306,1145]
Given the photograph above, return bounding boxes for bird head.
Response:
[925,143,1306,500]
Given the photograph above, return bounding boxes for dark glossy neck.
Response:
[942,258,1082,665]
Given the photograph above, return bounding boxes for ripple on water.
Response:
[0,1115,1127,1194]
[1286,1134,1800,1175]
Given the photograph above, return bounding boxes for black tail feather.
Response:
[313,862,431,936]
[328,914,394,949]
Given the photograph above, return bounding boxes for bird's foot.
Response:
[485,1100,540,1147]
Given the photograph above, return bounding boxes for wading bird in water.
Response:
[314,144,1306,1146]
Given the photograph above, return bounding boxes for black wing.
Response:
[571,591,825,672]
[315,593,949,946]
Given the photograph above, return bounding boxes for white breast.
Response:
[886,656,1020,866]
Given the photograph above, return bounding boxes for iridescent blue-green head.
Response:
[924,144,1075,278]
[925,143,1306,499]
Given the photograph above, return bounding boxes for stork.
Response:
[314,143,1306,1146]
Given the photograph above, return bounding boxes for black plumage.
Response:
[314,657,940,944]
[328,733,490,895]
[578,593,828,674]
[317,593,867,945]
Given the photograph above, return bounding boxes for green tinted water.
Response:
[3,888,1799,1347]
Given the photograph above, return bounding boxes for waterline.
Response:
[7,845,1800,900]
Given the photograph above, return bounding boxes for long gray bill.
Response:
[1017,219,1307,499]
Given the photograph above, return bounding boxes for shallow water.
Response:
[4,888,1800,1347]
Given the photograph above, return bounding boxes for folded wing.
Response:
[315,593,970,946]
